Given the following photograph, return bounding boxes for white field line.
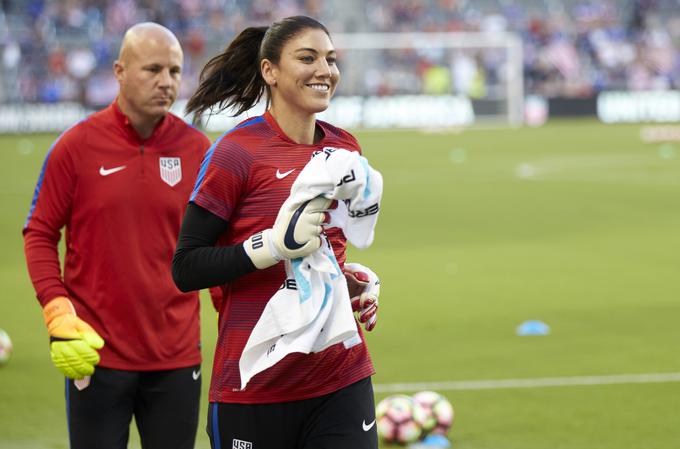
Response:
[514,152,680,186]
[373,372,680,393]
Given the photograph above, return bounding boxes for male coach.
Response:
[23,23,212,449]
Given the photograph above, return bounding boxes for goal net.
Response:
[326,31,524,128]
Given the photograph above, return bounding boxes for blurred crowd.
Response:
[0,0,679,106]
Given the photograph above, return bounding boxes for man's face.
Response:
[115,39,183,121]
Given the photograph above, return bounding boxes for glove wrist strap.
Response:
[42,296,75,327]
[243,229,281,270]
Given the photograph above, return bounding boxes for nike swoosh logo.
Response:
[192,369,201,380]
[99,165,127,176]
[276,168,295,179]
[283,200,311,250]
[362,419,376,431]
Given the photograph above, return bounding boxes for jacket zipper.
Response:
[140,144,145,177]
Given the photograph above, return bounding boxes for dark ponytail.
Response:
[186,26,268,119]
[186,16,330,120]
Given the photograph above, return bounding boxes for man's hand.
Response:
[343,263,380,331]
[243,196,332,269]
[42,297,105,379]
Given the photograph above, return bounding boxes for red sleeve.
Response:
[208,286,223,311]
[190,137,252,222]
[344,130,363,155]
[23,131,77,306]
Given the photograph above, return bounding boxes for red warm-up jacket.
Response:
[24,101,211,370]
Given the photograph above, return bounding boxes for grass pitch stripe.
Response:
[373,372,680,393]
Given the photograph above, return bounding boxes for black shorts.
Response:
[66,365,201,449]
[207,376,378,449]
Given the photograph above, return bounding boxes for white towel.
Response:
[239,147,383,390]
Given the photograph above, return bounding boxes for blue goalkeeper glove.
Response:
[343,263,380,332]
[243,196,332,269]
[42,296,105,379]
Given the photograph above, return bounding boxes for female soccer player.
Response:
[172,16,380,449]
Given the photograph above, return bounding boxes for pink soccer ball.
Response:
[0,328,12,366]
[376,394,429,445]
[412,390,454,436]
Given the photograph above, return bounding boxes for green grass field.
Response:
[1,120,680,448]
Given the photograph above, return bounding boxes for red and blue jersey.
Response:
[24,101,211,371]
[192,111,375,403]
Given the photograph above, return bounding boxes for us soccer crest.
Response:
[159,157,181,187]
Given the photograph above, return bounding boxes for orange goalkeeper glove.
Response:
[42,296,105,379]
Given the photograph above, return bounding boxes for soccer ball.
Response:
[0,328,12,366]
[412,391,454,436]
[376,394,428,445]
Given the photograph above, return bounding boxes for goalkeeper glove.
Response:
[42,296,105,379]
[243,196,332,269]
[343,263,380,332]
